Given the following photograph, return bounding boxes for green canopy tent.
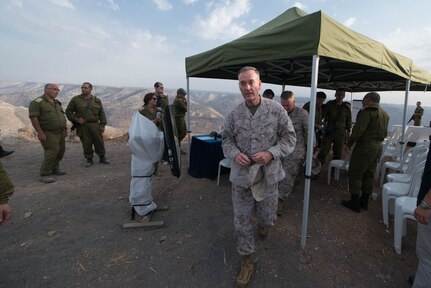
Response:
[185,7,431,248]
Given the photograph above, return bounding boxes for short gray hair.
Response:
[238,66,260,78]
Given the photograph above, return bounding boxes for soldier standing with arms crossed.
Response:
[341,92,389,212]
[66,82,110,167]
[222,66,296,287]
[29,83,68,183]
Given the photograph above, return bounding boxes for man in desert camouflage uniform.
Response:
[277,91,308,216]
[222,66,296,288]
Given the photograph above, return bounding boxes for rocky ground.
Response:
[0,138,419,288]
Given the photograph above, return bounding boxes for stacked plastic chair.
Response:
[381,159,425,228]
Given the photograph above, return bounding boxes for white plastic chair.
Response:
[327,150,352,185]
[379,135,416,187]
[376,132,413,181]
[217,158,232,186]
[387,147,428,184]
[393,196,417,254]
[381,159,425,228]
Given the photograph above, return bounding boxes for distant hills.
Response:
[0,81,429,141]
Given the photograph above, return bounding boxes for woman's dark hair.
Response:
[143,92,156,105]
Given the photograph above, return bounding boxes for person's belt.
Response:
[44,128,66,133]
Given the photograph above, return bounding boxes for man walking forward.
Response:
[222,66,296,287]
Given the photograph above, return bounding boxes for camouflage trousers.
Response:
[232,183,278,255]
[279,157,302,200]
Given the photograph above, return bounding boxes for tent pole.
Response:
[301,55,319,249]
[400,80,411,159]
[186,77,191,166]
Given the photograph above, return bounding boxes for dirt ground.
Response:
[0,139,419,288]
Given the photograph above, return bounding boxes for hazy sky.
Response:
[1,0,431,105]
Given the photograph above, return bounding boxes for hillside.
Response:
[0,81,430,141]
[0,82,229,139]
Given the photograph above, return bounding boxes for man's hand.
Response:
[100,126,105,133]
[344,145,351,154]
[234,153,251,167]
[252,151,273,166]
[0,203,12,226]
[414,207,431,225]
[76,117,86,125]
[37,131,47,142]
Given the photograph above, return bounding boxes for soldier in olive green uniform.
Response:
[154,82,169,161]
[342,92,389,213]
[0,161,14,225]
[154,82,169,111]
[139,93,163,131]
[173,88,187,148]
[29,83,68,183]
[410,101,424,126]
[303,91,327,147]
[318,89,352,164]
[66,82,109,167]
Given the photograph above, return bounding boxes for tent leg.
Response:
[301,55,320,249]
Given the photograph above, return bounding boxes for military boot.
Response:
[341,194,360,213]
[276,198,284,216]
[236,255,254,288]
[359,193,370,211]
[0,147,14,158]
[85,158,94,168]
[257,223,268,239]
[99,156,110,164]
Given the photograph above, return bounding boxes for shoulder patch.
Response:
[35,98,43,103]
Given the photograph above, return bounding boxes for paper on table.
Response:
[196,136,214,141]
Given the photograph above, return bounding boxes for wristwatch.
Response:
[419,200,430,209]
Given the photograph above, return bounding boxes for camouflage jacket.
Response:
[222,97,296,187]
[288,106,308,158]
